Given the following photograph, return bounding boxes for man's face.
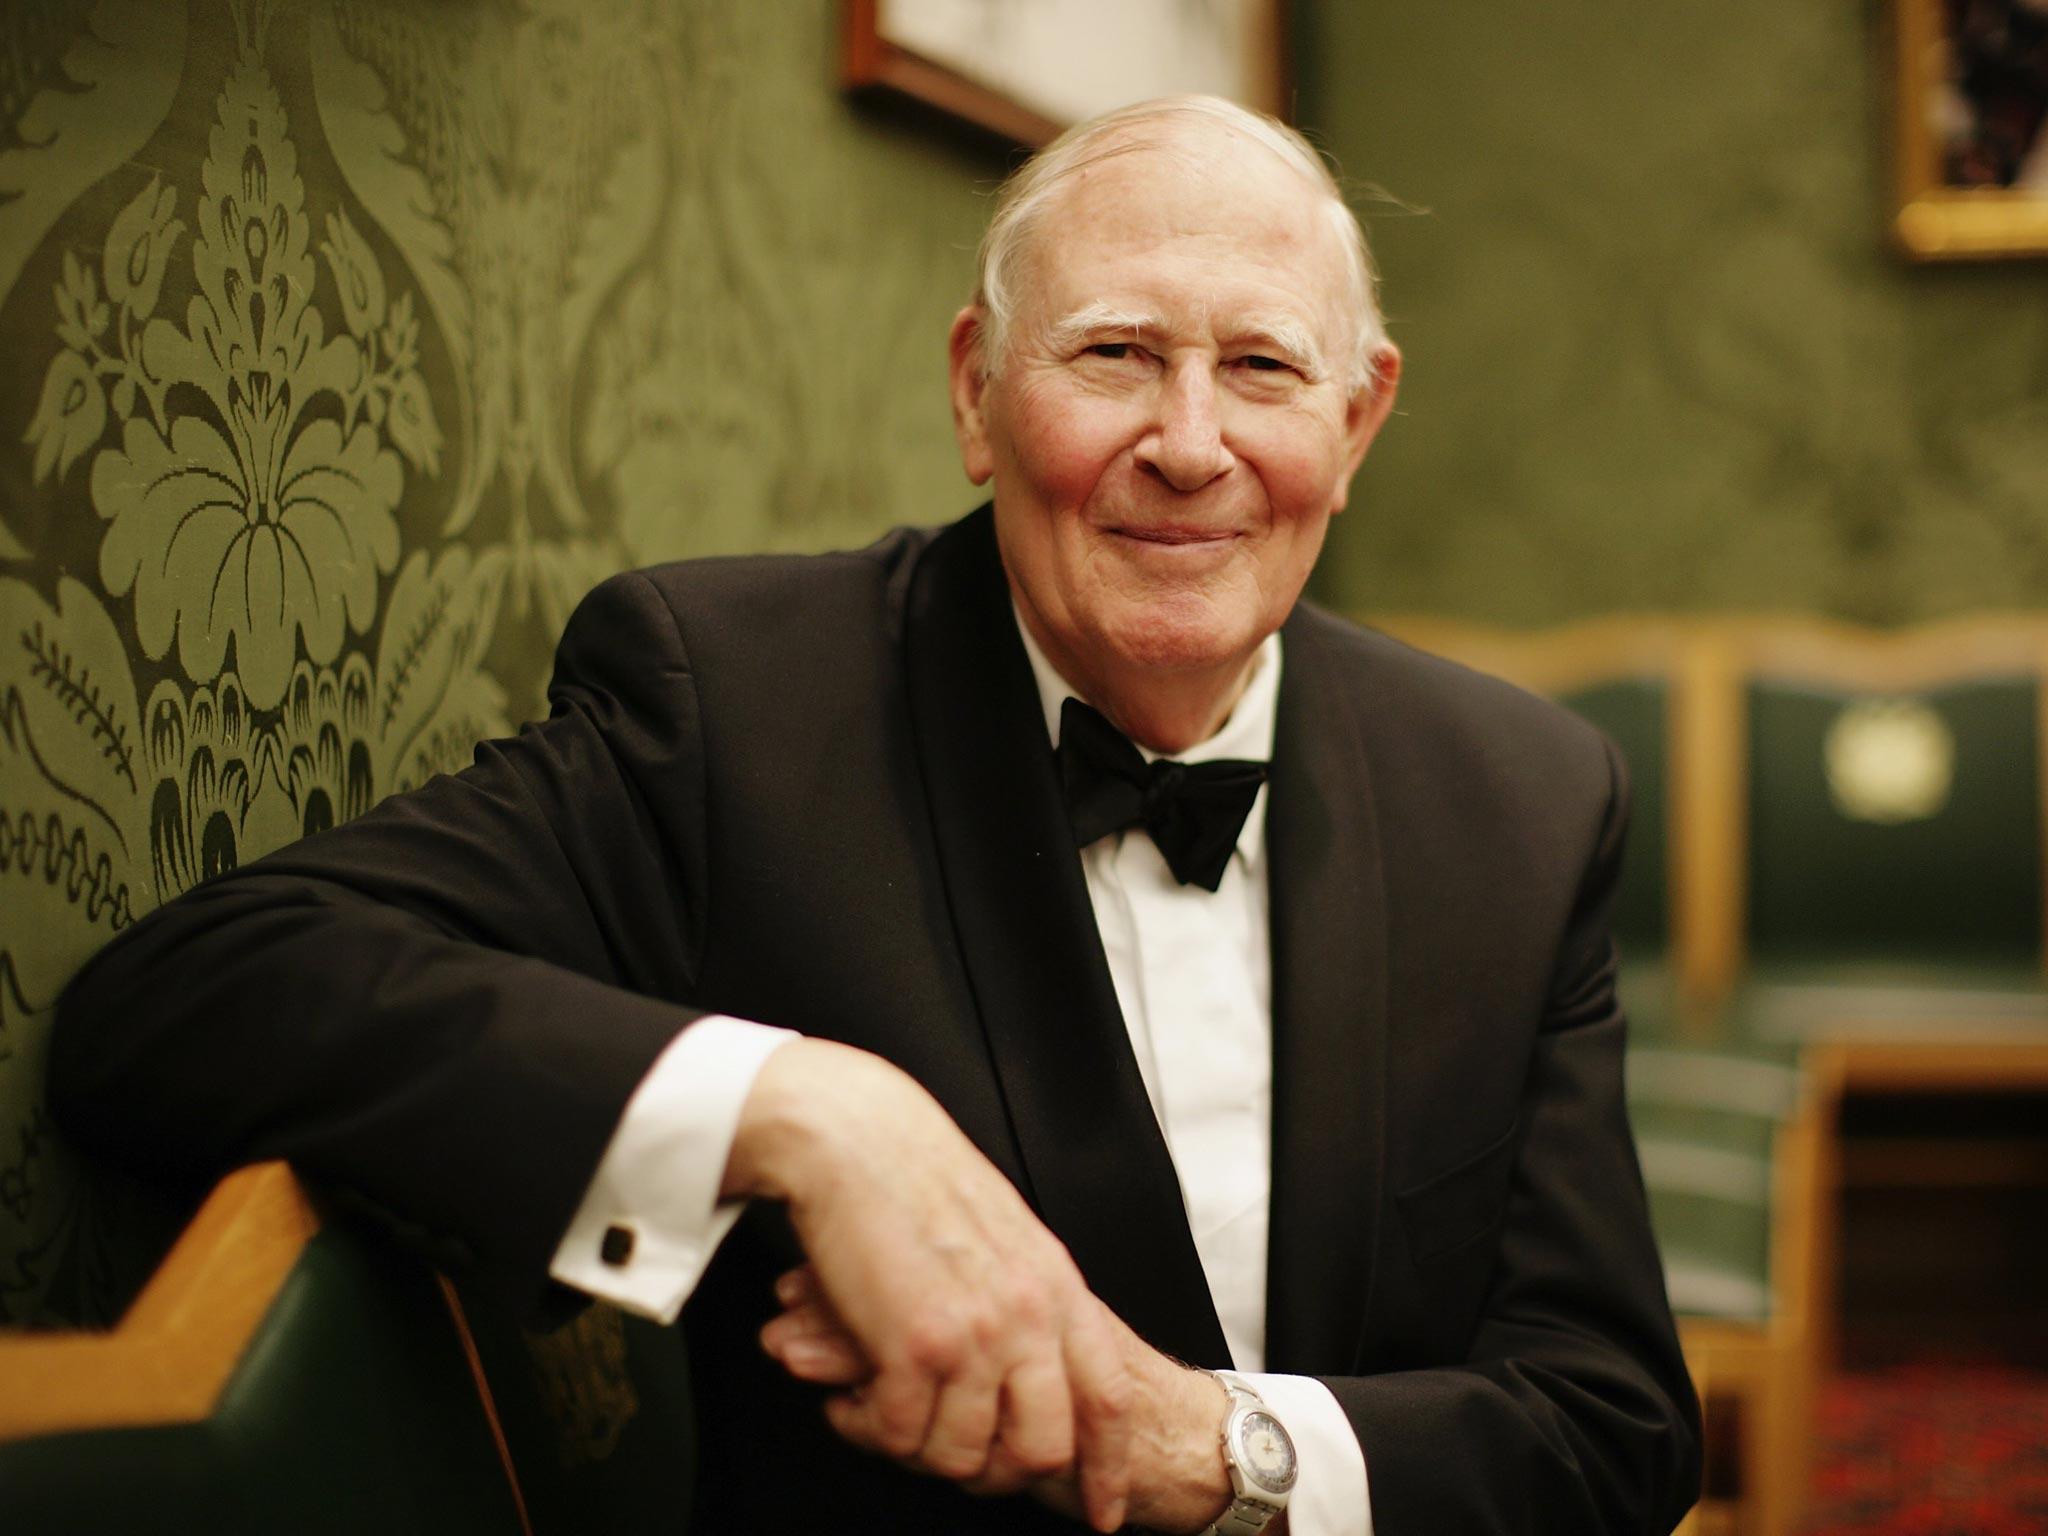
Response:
[950,128,1399,734]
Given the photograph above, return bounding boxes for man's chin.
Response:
[1094,607,1267,681]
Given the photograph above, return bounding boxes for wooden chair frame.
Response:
[0,1163,319,1441]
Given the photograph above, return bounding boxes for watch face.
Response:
[1233,1409,1299,1492]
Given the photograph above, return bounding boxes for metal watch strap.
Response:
[1211,1493,1284,1536]
[1207,1375,1288,1536]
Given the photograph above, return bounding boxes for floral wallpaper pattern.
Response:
[0,0,993,1327]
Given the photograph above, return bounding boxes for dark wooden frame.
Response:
[842,0,1290,149]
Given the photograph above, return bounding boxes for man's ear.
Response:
[947,306,996,486]
[1331,343,1402,514]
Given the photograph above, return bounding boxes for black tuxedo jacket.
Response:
[56,508,1699,1533]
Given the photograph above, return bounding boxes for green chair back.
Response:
[1745,677,2042,969]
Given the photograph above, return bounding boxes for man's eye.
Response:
[1086,342,1132,360]
[1240,355,1290,373]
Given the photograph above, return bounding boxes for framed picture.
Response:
[1893,0,2048,258]
[843,0,1290,148]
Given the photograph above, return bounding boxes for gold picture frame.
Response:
[842,0,1290,150]
[1893,0,2048,259]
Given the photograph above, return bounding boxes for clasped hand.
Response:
[724,1039,1230,1533]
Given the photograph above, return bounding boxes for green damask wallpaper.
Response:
[1304,2,2048,622]
[0,0,996,1327]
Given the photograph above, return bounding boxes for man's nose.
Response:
[1135,363,1233,492]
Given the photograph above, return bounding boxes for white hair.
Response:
[972,95,1389,392]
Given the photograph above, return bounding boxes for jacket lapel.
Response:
[902,509,1231,1369]
[1262,605,1390,1374]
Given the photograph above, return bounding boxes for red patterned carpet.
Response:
[1807,1366,2048,1535]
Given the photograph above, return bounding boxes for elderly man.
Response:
[54,97,1700,1533]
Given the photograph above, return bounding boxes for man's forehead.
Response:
[1018,140,1349,340]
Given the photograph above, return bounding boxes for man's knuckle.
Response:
[902,1318,966,1376]
[994,1274,1049,1333]
[1084,1373,1133,1425]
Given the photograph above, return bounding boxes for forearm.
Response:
[52,866,696,1298]
[55,573,721,1301]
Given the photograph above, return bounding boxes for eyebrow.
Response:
[1042,302,1160,353]
[1228,314,1330,382]
[1041,302,1331,383]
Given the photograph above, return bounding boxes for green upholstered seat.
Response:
[0,1221,523,1535]
[1735,958,2048,1046]
[1626,1044,1801,1321]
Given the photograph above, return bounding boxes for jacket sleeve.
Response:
[51,570,714,1310]
[1319,740,1704,1535]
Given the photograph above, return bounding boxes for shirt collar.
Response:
[1013,602,1281,869]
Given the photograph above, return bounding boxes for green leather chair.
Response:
[1737,662,2048,1043]
[0,1163,698,1535]
[1626,1045,1803,1322]
[0,1167,524,1534]
[1628,1041,1816,1536]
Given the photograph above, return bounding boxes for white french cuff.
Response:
[548,1014,800,1324]
[1235,1372,1374,1536]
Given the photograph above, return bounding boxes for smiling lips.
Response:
[1109,525,1240,545]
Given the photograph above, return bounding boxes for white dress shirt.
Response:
[550,616,1372,1535]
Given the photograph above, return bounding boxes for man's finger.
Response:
[916,1361,1004,1481]
[773,1264,824,1307]
[760,1296,861,1353]
[993,1348,1078,1479]
[837,1354,943,1461]
[1062,1304,1133,1533]
[762,1313,871,1384]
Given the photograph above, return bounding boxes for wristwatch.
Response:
[1207,1371,1297,1535]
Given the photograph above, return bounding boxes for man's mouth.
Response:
[1110,526,1238,545]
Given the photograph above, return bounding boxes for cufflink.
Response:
[600,1223,636,1266]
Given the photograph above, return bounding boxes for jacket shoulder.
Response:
[1289,602,1615,782]
[552,525,943,686]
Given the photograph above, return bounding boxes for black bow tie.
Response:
[1056,698,1268,893]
